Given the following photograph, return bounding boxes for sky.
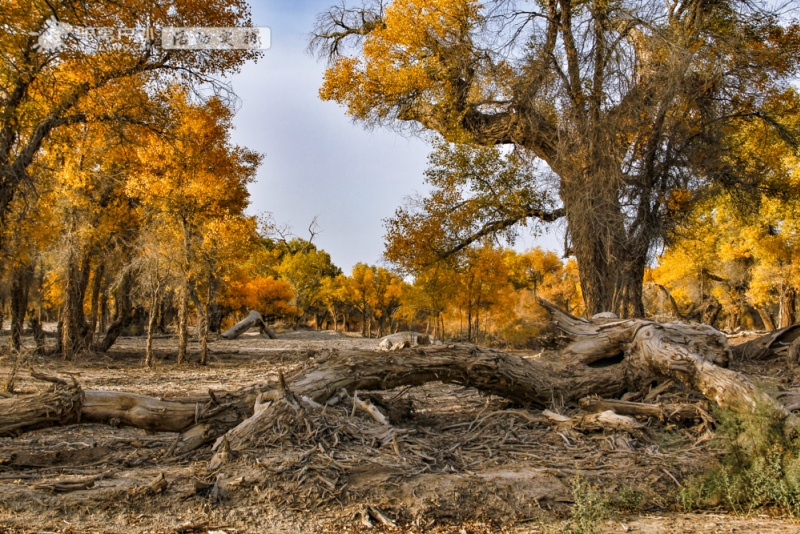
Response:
[228,1,561,273]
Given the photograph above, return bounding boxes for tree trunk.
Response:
[757,307,776,332]
[87,261,105,342]
[95,270,134,353]
[0,372,83,436]
[731,324,800,361]
[561,171,648,318]
[177,285,189,365]
[99,292,109,334]
[6,300,794,451]
[29,315,45,354]
[199,311,209,366]
[780,287,796,329]
[60,249,92,359]
[144,289,160,368]
[9,263,34,351]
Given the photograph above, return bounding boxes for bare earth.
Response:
[1,330,799,533]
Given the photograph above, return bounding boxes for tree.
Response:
[129,88,261,363]
[651,92,800,330]
[221,274,296,326]
[274,242,342,328]
[449,243,516,343]
[342,263,377,337]
[314,0,800,317]
[370,267,405,336]
[0,0,258,228]
[385,143,557,274]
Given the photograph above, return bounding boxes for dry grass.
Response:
[1,331,800,532]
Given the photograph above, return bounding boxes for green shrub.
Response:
[682,404,800,517]
[567,477,611,534]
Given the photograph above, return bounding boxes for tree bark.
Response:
[758,307,776,332]
[0,373,83,436]
[781,287,797,329]
[87,261,105,342]
[177,284,189,365]
[144,289,160,368]
[9,263,33,351]
[96,270,134,353]
[60,249,92,359]
[3,301,794,448]
[560,169,648,318]
[220,310,276,340]
[730,324,800,361]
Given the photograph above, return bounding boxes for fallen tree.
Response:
[220,310,277,340]
[1,301,796,449]
[730,324,800,362]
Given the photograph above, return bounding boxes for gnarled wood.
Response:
[730,324,800,361]
[579,397,706,423]
[0,373,82,436]
[3,300,796,448]
[221,310,277,340]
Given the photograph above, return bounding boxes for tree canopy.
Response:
[314,0,800,317]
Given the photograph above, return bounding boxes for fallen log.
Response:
[376,331,431,351]
[730,324,800,361]
[0,372,83,436]
[579,397,707,424]
[220,310,277,340]
[2,300,795,448]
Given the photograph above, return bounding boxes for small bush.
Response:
[612,485,646,512]
[681,404,800,517]
[567,477,611,534]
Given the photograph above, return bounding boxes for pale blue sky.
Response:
[229,1,561,272]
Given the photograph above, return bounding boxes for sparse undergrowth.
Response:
[679,404,800,517]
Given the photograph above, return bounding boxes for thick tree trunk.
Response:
[29,315,45,354]
[731,324,800,361]
[96,270,134,353]
[758,307,776,332]
[780,287,796,329]
[561,173,647,318]
[4,301,794,449]
[9,263,33,351]
[60,250,92,359]
[0,373,83,436]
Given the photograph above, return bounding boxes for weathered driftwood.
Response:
[0,372,83,436]
[543,409,643,433]
[536,299,785,418]
[2,300,796,448]
[220,310,277,340]
[730,324,800,361]
[579,397,707,424]
[376,331,431,351]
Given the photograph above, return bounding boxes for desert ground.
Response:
[1,328,800,533]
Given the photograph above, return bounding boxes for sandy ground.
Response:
[0,329,799,533]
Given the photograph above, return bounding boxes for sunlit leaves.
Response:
[319,0,483,124]
[385,141,554,274]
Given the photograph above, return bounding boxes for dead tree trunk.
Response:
[0,372,83,436]
[731,324,800,361]
[3,300,795,448]
[221,310,276,340]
